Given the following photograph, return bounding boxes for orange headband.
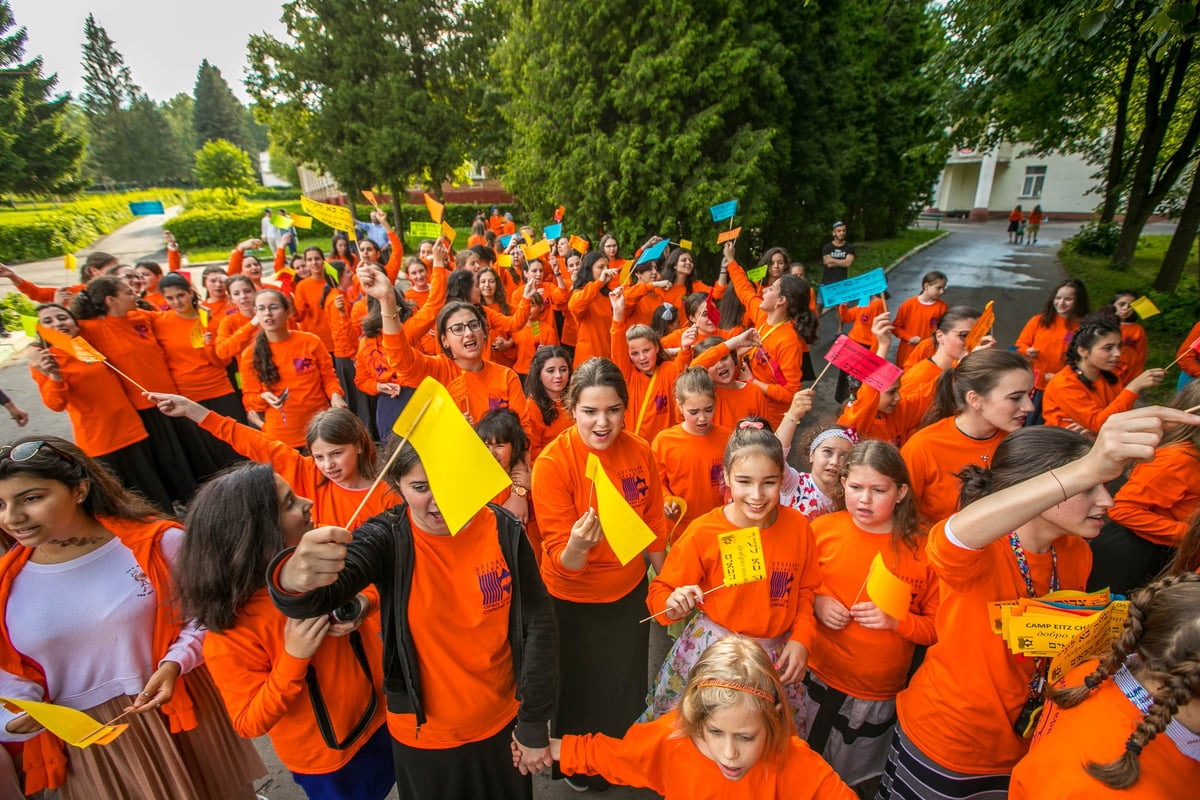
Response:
[695,679,775,703]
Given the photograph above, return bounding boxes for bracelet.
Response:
[1047,467,1067,503]
[783,415,801,426]
[383,310,400,320]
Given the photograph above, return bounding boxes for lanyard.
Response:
[756,322,789,387]
[633,368,659,436]
[1008,532,1058,730]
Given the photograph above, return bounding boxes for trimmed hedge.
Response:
[0,190,186,263]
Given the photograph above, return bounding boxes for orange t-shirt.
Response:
[77,312,179,409]
[646,507,820,646]
[622,283,668,329]
[1115,320,1148,385]
[528,402,572,462]
[237,331,342,448]
[901,336,935,369]
[727,262,803,425]
[510,317,560,376]
[30,349,147,456]
[611,321,692,443]
[292,276,335,352]
[202,590,386,773]
[323,289,356,358]
[839,297,886,351]
[531,428,667,603]
[381,331,532,432]
[901,416,1006,525]
[807,511,938,700]
[690,342,769,428]
[151,311,232,400]
[568,280,615,368]
[1016,314,1079,390]
[200,412,399,527]
[216,312,257,363]
[560,710,855,800]
[836,382,924,449]
[651,424,728,536]
[896,518,1092,774]
[892,296,947,367]
[389,508,520,747]
[1108,443,1200,546]
[898,357,943,407]
[354,335,398,396]
[1009,661,1200,800]
[1176,320,1200,377]
[1043,368,1136,434]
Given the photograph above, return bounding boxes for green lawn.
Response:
[1059,234,1198,403]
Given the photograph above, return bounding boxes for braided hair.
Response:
[251,289,289,388]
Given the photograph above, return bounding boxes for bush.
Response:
[1063,221,1121,257]
[169,203,338,250]
[0,293,37,333]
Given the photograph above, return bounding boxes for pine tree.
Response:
[0,0,85,195]
[192,60,254,154]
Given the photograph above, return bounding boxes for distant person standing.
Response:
[820,222,856,288]
[1027,205,1044,245]
[262,209,281,254]
[1007,205,1023,243]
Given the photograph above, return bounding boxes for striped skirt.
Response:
[875,722,1010,800]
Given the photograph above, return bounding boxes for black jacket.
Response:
[267,503,558,748]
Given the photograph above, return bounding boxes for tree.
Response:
[79,14,187,185]
[0,0,85,195]
[248,0,496,227]
[160,92,196,157]
[192,60,254,155]
[193,138,257,202]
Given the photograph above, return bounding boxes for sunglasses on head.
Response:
[0,441,76,465]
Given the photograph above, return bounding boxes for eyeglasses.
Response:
[0,441,76,465]
[446,319,483,337]
[255,304,285,313]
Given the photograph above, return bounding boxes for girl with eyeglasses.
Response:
[238,288,346,450]
[0,437,265,799]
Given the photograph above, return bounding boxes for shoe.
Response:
[562,775,590,792]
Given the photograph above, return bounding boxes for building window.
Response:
[1021,165,1046,198]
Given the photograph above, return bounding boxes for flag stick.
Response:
[1164,354,1186,371]
[344,397,433,529]
[808,360,835,391]
[850,570,872,608]
[103,362,151,395]
[880,294,888,314]
[639,584,728,623]
[1184,402,1200,415]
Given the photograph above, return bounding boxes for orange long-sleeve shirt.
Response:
[1176,320,1200,377]
[203,590,386,774]
[151,311,232,400]
[836,382,925,448]
[77,312,179,409]
[1043,368,1136,434]
[199,411,399,527]
[839,297,886,351]
[381,331,532,432]
[568,279,616,368]
[893,296,947,367]
[528,402,572,462]
[30,348,147,456]
[323,289,356,359]
[1016,314,1079,390]
[727,261,803,426]
[353,335,394,396]
[690,342,769,428]
[560,710,855,800]
[10,277,85,304]
[237,331,342,449]
[808,512,939,700]
[1115,320,1148,385]
[651,424,729,536]
[292,276,335,352]
[901,336,935,369]
[622,282,668,329]
[896,518,1091,775]
[216,312,257,363]
[897,357,943,407]
[531,428,667,603]
[510,318,560,376]
[646,507,820,647]
[610,320,692,442]
[1009,662,1200,800]
[901,416,1006,525]
[1107,443,1200,546]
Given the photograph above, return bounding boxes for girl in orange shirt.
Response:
[806,441,938,790]
[1109,291,1149,384]
[177,463,393,800]
[880,407,1200,799]
[567,252,620,368]
[215,275,259,363]
[292,247,336,353]
[1016,278,1089,423]
[551,636,854,799]
[524,346,572,460]
[891,271,948,366]
[659,247,727,313]
[645,420,821,734]
[530,357,668,792]
[1010,573,1200,800]
[902,349,1035,525]
[155,274,244,420]
[692,331,769,428]
[509,292,560,381]
[354,226,404,284]
[238,288,346,449]
[134,261,170,311]
[1044,315,1165,435]
[479,267,519,369]
[837,314,927,447]
[227,239,267,290]
[897,305,984,410]
[661,292,738,351]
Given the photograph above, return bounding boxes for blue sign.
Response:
[709,199,738,222]
[819,268,888,307]
[636,238,670,265]
[499,234,514,248]
[128,201,165,216]
[543,223,563,240]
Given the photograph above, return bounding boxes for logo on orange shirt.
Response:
[293,356,316,374]
[654,395,669,415]
[476,560,512,613]
[133,323,151,338]
[619,472,648,504]
[709,462,724,489]
[769,564,794,607]
[488,395,511,411]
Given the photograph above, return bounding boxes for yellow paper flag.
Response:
[424,192,445,223]
[496,254,513,267]
[865,552,912,621]
[289,212,313,230]
[717,227,742,244]
[64,253,77,273]
[0,697,127,748]
[522,238,551,261]
[20,315,38,337]
[440,220,457,244]
[72,337,105,363]
[391,377,511,534]
[964,300,995,351]
[615,258,633,285]
[569,235,590,254]
[584,453,656,566]
[300,195,356,241]
[362,189,380,208]
[665,494,689,544]
[1130,296,1160,320]
[679,239,693,251]
[716,527,766,587]
[198,306,210,328]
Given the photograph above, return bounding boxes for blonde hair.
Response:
[674,637,792,758]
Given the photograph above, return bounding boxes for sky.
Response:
[8,0,291,104]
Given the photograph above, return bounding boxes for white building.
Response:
[931,144,1104,220]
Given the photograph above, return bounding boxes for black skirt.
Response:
[390,717,530,800]
[95,438,175,514]
[135,408,196,503]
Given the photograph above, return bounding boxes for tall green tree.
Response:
[80,14,186,185]
[248,0,497,226]
[160,92,196,156]
[193,138,257,202]
[192,60,254,155]
[0,0,85,195]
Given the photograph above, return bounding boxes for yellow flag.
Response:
[865,552,912,621]
[440,220,457,244]
[391,377,511,534]
[1130,296,1160,320]
[496,254,513,267]
[20,315,38,337]
[679,239,693,251]
[664,494,689,544]
[716,527,766,586]
[64,253,77,273]
[290,212,314,230]
[198,306,210,328]
[424,192,445,223]
[584,453,656,565]
[569,235,590,254]
[71,336,106,363]
[523,238,551,261]
[300,195,356,241]
[0,697,127,748]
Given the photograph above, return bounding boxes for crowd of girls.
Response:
[1,213,1199,799]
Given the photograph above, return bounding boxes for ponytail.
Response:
[776,275,817,345]
[919,349,1031,428]
[69,275,123,319]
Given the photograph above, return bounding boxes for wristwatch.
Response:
[512,485,530,498]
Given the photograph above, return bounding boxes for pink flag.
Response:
[824,335,903,392]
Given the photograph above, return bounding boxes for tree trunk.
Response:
[391,181,404,232]
[1099,45,1139,224]
[1154,166,1200,292]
